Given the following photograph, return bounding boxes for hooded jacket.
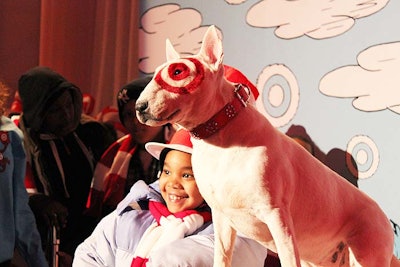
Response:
[18,66,82,132]
[17,66,116,255]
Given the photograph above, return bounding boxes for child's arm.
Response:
[147,225,268,267]
[73,210,119,267]
[74,180,157,267]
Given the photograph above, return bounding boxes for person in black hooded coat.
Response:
[17,66,115,263]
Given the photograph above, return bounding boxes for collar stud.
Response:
[190,83,250,139]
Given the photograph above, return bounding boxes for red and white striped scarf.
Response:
[86,134,137,217]
[131,201,212,267]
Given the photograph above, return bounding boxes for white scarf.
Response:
[130,201,212,267]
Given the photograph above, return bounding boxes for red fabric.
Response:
[10,115,20,127]
[82,93,95,115]
[130,257,148,267]
[84,188,105,217]
[24,162,37,192]
[85,134,137,216]
[149,201,212,225]
[103,174,127,206]
[101,141,122,167]
[224,65,259,100]
[24,162,37,191]
[169,129,193,149]
[9,91,22,114]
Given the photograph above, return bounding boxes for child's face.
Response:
[159,150,204,213]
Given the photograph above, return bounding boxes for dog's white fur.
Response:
[136,25,400,267]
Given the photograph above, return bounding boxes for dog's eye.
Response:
[173,69,182,76]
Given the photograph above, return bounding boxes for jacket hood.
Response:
[18,66,83,131]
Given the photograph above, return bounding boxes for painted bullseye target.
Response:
[346,135,379,179]
[256,64,299,127]
[155,58,204,94]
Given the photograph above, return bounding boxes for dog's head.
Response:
[135,25,233,130]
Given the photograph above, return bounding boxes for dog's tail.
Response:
[391,255,400,267]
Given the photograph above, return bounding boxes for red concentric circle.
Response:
[155,58,204,94]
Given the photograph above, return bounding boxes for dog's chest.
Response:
[191,141,269,208]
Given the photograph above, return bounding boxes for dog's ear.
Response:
[166,39,180,61]
[198,25,224,71]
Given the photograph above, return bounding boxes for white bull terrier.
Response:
[135,25,400,267]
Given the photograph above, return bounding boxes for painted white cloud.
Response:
[139,4,211,74]
[246,0,389,39]
[225,0,247,4]
[319,42,400,114]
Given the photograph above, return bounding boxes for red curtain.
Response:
[0,0,140,115]
[40,0,140,114]
[0,0,41,105]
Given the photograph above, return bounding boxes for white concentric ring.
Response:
[255,64,299,128]
[346,135,379,179]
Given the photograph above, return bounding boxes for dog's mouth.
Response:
[166,109,180,121]
[137,109,180,125]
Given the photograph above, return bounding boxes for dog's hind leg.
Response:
[347,219,395,267]
[350,248,398,267]
[212,211,237,267]
[391,255,400,267]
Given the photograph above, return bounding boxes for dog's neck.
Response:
[190,83,250,139]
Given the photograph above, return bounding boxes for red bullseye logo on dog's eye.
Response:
[169,63,190,81]
[155,58,204,94]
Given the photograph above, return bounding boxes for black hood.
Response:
[18,66,83,131]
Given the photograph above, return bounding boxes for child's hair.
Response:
[0,80,10,116]
[159,148,172,169]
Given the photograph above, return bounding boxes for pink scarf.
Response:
[131,201,212,267]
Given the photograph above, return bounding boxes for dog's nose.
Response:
[135,101,148,114]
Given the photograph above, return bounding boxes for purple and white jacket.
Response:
[73,180,268,267]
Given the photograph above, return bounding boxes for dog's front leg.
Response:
[212,211,237,267]
[264,208,301,267]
